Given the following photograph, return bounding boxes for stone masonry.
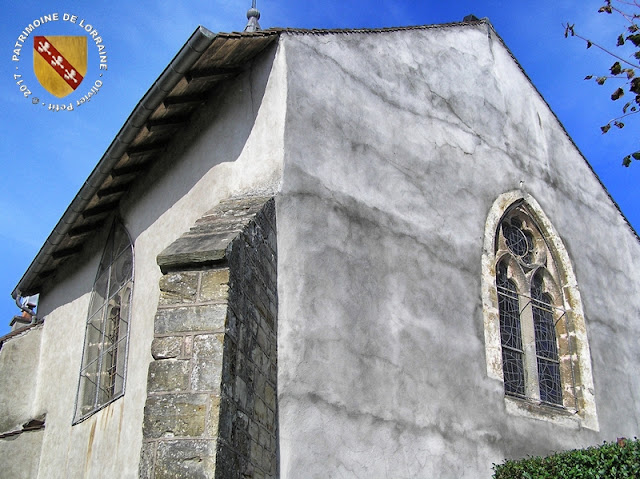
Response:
[140,196,278,479]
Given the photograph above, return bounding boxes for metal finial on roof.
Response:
[244,0,261,32]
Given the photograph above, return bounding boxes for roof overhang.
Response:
[13,26,280,298]
[16,18,636,299]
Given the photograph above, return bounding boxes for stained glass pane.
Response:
[533,305,558,359]
[532,276,562,404]
[497,265,522,350]
[503,223,533,263]
[502,348,525,397]
[538,359,562,405]
[497,263,525,397]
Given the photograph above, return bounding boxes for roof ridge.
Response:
[217,19,490,38]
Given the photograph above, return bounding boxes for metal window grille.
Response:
[497,264,525,398]
[74,220,133,423]
[496,211,579,409]
[532,277,562,405]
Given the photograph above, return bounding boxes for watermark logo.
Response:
[34,36,87,97]
[11,12,108,111]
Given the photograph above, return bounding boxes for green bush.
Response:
[493,438,640,478]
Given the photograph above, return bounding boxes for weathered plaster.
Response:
[0,429,44,478]
[1,40,286,478]
[0,326,43,433]
[277,25,640,478]
[2,21,640,479]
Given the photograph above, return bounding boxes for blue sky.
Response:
[1,0,638,336]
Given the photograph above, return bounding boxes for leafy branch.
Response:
[564,0,640,166]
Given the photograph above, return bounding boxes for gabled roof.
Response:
[12,20,487,298]
[12,26,280,297]
[13,18,638,298]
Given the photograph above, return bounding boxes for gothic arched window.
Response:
[482,192,598,430]
[496,212,564,406]
[74,219,134,423]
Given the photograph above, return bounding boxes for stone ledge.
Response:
[157,239,228,274]
[157,196,273,274]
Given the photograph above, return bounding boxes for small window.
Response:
[482,192,598,430]
[74,219,133,423]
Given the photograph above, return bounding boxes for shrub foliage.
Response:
[493,438,640,478]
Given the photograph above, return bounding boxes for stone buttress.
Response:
[139,196,278,479]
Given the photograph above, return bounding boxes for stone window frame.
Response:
[73,218,134,424]
[482,191,598,430]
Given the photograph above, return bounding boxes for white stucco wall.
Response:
[276,24,640,478]
[4,22,640,479]
[0,40,286,479]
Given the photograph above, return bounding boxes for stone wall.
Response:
[139,196,277,479]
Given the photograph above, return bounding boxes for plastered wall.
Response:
[0,41,285,479]
[276,25,640,478]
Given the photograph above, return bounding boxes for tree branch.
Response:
[564,25,640,69]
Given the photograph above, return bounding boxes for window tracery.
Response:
[496,212,566,406]
[482,191,598,430]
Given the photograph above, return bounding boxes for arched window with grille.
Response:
[74,219,134,423]
[482,191,598,430]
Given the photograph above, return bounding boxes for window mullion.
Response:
[519,292,540,401]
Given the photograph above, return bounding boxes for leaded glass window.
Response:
[532,275,562,405]
[497,263,525,397]
[74,219,133,423]
[503,221,533,263]
[495,206,570,408]
[484,192,597,429]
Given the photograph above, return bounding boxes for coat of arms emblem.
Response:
[33,35,87,98]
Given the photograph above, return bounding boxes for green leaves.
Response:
[493,438,640,478]
[565,1,640,168]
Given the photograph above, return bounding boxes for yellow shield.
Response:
[34,36,87,98]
